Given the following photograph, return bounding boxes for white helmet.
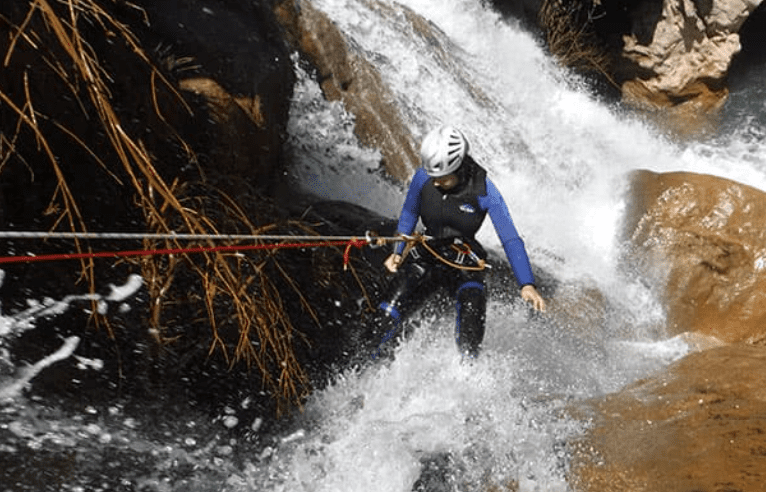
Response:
[420,126,470,177]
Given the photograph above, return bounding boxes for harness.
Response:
[393,233,489,271]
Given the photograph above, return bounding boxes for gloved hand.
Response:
[384,253,402,273]
[521,285,546,312]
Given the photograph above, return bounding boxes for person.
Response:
[372,125,546,359]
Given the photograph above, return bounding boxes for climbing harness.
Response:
[419,237,489,272]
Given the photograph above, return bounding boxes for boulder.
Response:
[624,170,766,344]
[568,170,766,491]
[570,344,766,492]
[620,0,763,112]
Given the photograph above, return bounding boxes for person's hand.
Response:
[384,253,402,273]
[521,285,546,312]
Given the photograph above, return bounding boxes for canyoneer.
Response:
[373,125,546,359]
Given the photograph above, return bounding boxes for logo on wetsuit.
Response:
[459,203,476,214]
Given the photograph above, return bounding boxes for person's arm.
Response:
[392,169,429,255]
[385,169,429,272]
[480,179,546,311]
[481,179,534,285]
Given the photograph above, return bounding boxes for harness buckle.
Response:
[451,239,470,266]
[449,238,490,269]
[410,246,421,259]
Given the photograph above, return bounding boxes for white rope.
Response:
[0,231,418,243]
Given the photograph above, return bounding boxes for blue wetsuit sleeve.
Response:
[479,178,536,287]
[393,169,429,255]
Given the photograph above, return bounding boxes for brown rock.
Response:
[178,77,273,196]
[568,149,766,492]
[625,170,766,344]
[274,0,419,181]
[619,0,763,130]
[132,0,297,196]
[570,344,766,492]
[621,79,727,138]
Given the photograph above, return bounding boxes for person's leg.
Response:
[371,260,430,359]
[453,271,487,358]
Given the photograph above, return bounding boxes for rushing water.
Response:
[252,1,766,491]
[3,1,766,491]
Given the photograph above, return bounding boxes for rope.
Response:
[0,240,352,265]
[0,231,387,241]
[0,230,485,271]
[0,231,418,268]
[389,232,487,271]
[418,239,488,271]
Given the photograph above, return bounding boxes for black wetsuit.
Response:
[374,156,536,358]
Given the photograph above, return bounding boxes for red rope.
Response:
[343,238,368,270]
[0,239,368,267]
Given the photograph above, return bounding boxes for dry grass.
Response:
[538,0,616,87]
[0,0,311,414]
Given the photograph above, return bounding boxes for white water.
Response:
[2,1,765,490]
[250,0,766,491]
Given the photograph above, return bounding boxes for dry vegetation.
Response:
[0,0,314,413]
[538,0,615,86]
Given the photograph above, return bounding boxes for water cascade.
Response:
[245,1,766,490]
[2,0,766,490]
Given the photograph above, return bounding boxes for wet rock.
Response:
[274,0,419,180]
[624,170,766,344]
[570,344,766,491]
[128,0,296,197]
[571,170,766,491]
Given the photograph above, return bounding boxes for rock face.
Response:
[129,0,296,197]
[624,170,766,344]
[571,344,766,492]
[274,0,419,180]
[568,170,766,491]
[490,0,764,122]
[0,0,295,226]
[620,0,763,112]
[0,0,368,415]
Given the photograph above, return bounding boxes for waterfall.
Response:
[1,1,765,490]
[249,0,766,490]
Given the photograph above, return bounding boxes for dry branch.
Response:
[0,0,312,414]
[539,0,616,86]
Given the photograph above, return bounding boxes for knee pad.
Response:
[379,301,402,325]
